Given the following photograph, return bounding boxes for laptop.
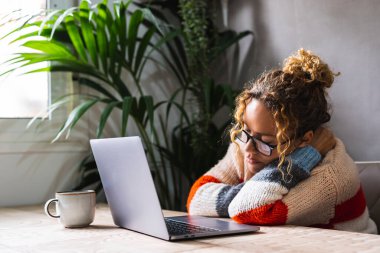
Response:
[90,136,259,241]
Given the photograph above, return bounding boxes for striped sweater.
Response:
[187,138,378,234]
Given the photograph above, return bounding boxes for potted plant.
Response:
[1,0,252,210]
[137,0,253,209]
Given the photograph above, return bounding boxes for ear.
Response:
[297,130,314,147]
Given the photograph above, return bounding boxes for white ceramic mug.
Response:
[44,190,96,228]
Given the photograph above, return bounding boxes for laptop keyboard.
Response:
[165,218,221,235]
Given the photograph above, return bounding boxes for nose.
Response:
[244,139,259,154]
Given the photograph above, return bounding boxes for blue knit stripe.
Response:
[252,145,321,189]
[289,145,321,173]
[216,183,245,217]
[252,163,310,189]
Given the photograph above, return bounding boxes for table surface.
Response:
[1,204,380,253]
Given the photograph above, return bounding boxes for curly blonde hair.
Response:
[230,49,339,176]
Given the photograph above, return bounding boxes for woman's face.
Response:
[242,99,280,174]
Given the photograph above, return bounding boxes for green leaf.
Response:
[135,96,146,124]
[10,27,69,44]
[169,101,191,126]
[53,99,99,142]
[80,0,98,67]
[121,96,134,136]
[162,87,182,124]
[97,101,120,138]
[104,53,130,96]
[137,29,186,85]
[64,15,87,62]
[221,84,235,109]
[161,30,188,84]
[77,77,117,100]
[27,95,75,129]
[143,55,185,88]
[97,1,108,25]
[1,21,34,41]
[99,1,114,30]
[127,10,143,68]
[94,14,108,74]
[116,1,127,75]
[22,40,74,57]
[108,22,118,77]
[20,61,111,87]
[141,96,154,130]
[80,0,91,10]
[38,9,63,36]
[140,15,188,83]
[134,26,155,73]
[140,8,165,35]
[1,54,25,67]
[50,6,78,40]
[16,58,76,73]
[210,30,252,61]
[14,53,72,66]
[154,91,190,127]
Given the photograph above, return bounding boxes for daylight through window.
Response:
[0,0,48,118]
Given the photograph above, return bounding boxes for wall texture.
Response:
[228,0,380,161]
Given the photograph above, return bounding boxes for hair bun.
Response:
[282,48,339,88]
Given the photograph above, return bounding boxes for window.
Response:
[0,0,88,153]
[0,0,48,118]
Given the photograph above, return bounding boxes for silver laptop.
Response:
[90,136,259,241]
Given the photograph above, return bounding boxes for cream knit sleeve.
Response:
[228,145,322,225]
[186,143,243,216]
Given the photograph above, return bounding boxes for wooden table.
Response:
[1,204,379,253]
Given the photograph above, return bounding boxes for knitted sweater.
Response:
[187,138,378,234]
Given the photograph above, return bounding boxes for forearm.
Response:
[228,146,321,224]
[187,175,244,217]
[187,143,243,216]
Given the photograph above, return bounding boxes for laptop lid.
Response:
[91,136,259,241]
[90,136,170,240]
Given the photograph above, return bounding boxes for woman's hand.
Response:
[310,127,336,156]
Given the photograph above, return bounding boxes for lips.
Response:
[246,156,261,165]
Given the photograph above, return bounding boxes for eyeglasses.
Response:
[236,130,278,156]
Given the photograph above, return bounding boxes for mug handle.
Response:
[44,199,60,218]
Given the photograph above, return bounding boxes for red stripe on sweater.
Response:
[330,185,367,224]
[231,200,288,225]
[312,186,367,228]
[186,175,220,212]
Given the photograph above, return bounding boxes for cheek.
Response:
[260,151,280,166]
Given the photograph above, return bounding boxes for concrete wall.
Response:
[228,0,380,161]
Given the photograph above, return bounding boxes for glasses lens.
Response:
[254,140,271,156]
[236,131,273,156]
[236,131,248,143]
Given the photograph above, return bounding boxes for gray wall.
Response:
[228,0,380,161]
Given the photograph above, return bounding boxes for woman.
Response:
[187,49,377,234]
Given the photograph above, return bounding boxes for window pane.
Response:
[0,0,48,118]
